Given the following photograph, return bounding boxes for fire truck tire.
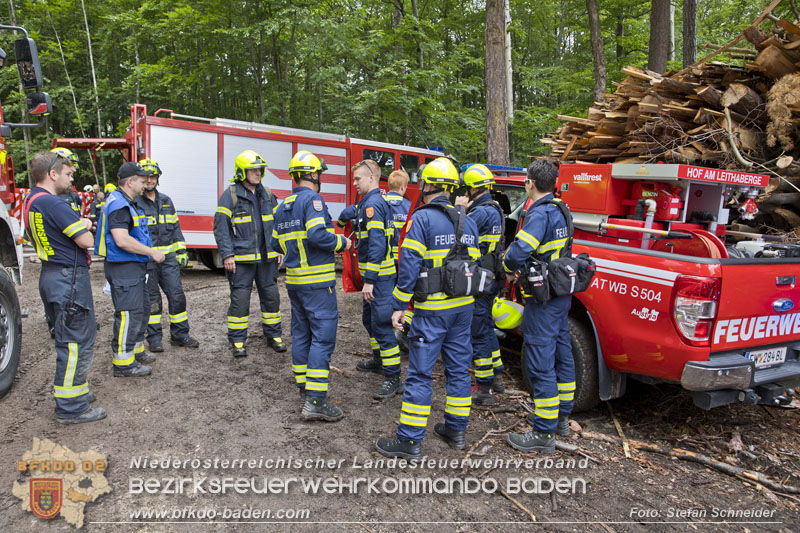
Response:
[197,250,222,273]
[568,317,600,412]
[0,269,22,398]
[521,316,599,413]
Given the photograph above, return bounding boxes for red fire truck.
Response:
[507,163,800,412]
[54,104,443,270]
[0,26,53,397]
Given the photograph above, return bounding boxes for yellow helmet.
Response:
[50,147,79,170]
[492,297,523,330]
[138,158,162,177]
[288,150,327,180]
[463,164,495,189]
[104,183,117,194]
[420,157,459,190]
[233,150,268,182]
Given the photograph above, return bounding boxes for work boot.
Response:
[148,341,164,353]
[231,342,247,358]
[302,397,344,422]
[507,430,555,454]
[135,350,156,364]
[57,407,106,425]
[266,337,287,353]
[373,375,403,399]
[434,423,466,450]
[492,374,505,393]
[526,413,571,436]
[471,383,496,406]
[356,353,382,374]
[375,436,422,460]
[298,388,307,410]
[86,391,96,403]
[113,362,152,377]
[171,336,200,348]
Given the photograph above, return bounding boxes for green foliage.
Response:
[0,0,779,177]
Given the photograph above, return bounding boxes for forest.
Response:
[0,0,786,186]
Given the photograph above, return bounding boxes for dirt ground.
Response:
[1,259,798,532]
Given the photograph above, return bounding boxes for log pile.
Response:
[541,2,800,237]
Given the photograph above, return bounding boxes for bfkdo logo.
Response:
[30,478,63,519]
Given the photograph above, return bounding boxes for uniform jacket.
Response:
[352,188,395,283]
[271,186,347,290]
[384,192,411,257]
[468,193,504,256]
[214,182,279,263]
[391,196,480,316]
[133,190,187,255]
[502,193,571,272]
[94,189,153,262]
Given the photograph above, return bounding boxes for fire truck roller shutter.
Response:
[296,143,347,220]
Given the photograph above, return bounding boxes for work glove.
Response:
[176,251,189,268]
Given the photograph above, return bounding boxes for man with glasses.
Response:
[133,158,199,353]
[24,151,105,424]
[95,162,166,377]
[349,160,403,399]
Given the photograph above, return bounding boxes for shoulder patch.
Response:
[406,218,412,231]
[366,206,374,218]
[313,200,323,212]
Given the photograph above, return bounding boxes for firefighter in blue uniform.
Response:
[502,159,575,453]
[24,151,105,424]
[455,164,506,403]
[213,150,284,357]
[346,159,402,399]
[272,150,351,421]
[95,162,166,377]
[133,158,199,352]
[376,157,481,459]
[384,169,412,259]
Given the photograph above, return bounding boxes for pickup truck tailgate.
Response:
[713,259,800,383]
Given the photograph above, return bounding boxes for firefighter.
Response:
[50,148,84,214]
[23,151,105,424]
[133,158,199,352]
[213,150,284,357]
[89,191,105,223]
[376,157,481,459]
[347,159,403,399]
[95,161,166,377]
[384,169,412,259]
[272,150,351,421]
[454,164,506,404]
[502,159,575,454]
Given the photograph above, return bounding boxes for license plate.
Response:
[745,346,787,369]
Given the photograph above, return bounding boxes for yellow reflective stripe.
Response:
[227,316,248,329]
[153,242,183,253]
[474,369,494,378]
[233,216,252,223]
[261,311,281,324]
[399,413,428,427]
[286,264,335,275]
[53,382,89,398]
[148,314,162,325]
[306,369,330,378]
[234,253,261,261]
[356,231,369,239]
[216,206,232,217]
[278,230,307,241]
[284,195,297,203]
[415,295,474,311]
[366,221,384,231]
[305,217,326,230]
[380,345,400,357]
[64,343,78,387]
[261,214,274,222]
[392,287,413,303]
[62,221,85,238]
[474,357,493,366]
[558,382,576,391]
[117,311,129,356]
[169,312,188,323]
[503,261,514,273]
[112,352,135,366]
[369,337,379,349]
[516,230,540,250]
[468,246,480,259]
[401,238,426,256]
[479,234,501,243]
[534,397,560,407]
[446,396,472,406]
[540,238,568,252]
[404,310,414,324]
[445,396,472,417]
[401,402,431,415]
[305,382,329,391]
[292,364,308,372]
[445,406,471,417]
[534,408,559,419]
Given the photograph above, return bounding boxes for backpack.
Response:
[476,199,507,279]
[520,200,596,304]
[412,202,494,301]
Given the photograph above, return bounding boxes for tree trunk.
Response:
[486,0,509,165]
[668,3,675,61]
[504,0,513,121]
[586,0,606,103]
[647,0,671,74]
[682,0,697,66]
[80,0,107,179]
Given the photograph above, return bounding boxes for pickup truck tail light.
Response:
[671,276,721,347]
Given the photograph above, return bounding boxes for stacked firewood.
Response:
[541,7,800,236]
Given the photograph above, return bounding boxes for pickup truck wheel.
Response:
[520,316,600,413]
[0,269,22,398]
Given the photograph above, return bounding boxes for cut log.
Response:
[754,45,798,79]
[695,86,723,108]
[773,207,800,228]
[743,25,768,49]
[721,83,766,122]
